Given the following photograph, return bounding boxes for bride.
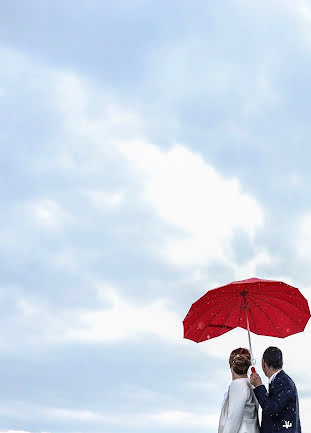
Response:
[218,348,260,433]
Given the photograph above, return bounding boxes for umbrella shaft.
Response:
[245,303,254,365]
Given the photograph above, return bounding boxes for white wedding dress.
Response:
[218,378,260,433]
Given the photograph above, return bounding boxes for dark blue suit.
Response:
[254,370,301,433]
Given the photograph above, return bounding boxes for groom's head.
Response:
[262,346,283,377]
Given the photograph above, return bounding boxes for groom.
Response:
[250,346,301,432]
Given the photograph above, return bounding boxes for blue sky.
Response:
[1,1,311,432]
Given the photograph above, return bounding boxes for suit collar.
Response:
[270,369,285,385]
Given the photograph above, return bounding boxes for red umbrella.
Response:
[183,278,310,362]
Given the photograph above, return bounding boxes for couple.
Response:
[218,346,301,433]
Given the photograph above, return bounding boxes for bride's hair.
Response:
[229,348,251,375]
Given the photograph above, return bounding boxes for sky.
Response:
[1,1,311,432]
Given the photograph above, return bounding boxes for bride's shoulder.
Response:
[229,379,251,399]
[230,378,250,389]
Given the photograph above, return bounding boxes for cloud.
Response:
[296,211,311,257]
[117,141,264,267]
[297,397,311,430]
[65,286,181,343]
[29,199,69,230]
[0,400,219,430]
[9,294,78,345]
[278,0,311,23]
[84,190,123,209]
[13,57,267,276]
[0,283,181,347]
[42,407,113,422]
[0,48,274,355]
[146,409,219,428]
[0,399,117,426]
[0,431,50,433]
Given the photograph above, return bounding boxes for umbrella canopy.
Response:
[183,278,310,343]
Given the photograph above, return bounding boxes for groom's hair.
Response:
[263,346,283,369]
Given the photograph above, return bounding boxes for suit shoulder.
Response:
[282,372,298,391]
[282,372,296,383]
[274,372,297,395]
[275,372,295,386]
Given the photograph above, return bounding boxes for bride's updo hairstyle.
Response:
[229,348,251,375]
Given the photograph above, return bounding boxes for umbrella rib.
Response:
[251,292,309,316]
[237,296,243,327]
[246,296,258,333]
[194,295,240,342]
[185,296,234,323]
[190,293,237,313]
[251,293,305,331]
[185,296,238,338]
[197,298,238,343]
[252,288,308,306]
[184,295,239,335]
[247,297,282,337]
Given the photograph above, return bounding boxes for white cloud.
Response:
[296,211,311,257]
[231,250,272,280]
[65,287,181,343]
[0,399,117,425]
[49,249,79,271]
[0,400,219,430]
[185,373,229,393]
[54,68,143,142]
[146,409,219,428]
[85,189,123,209]
[237,0,311,47]
[0,285,180,346]
[0,55,299,361]
[29,63,266,271]
[300,397,311,429]
[117,140,264,267]
[0,52,267,275]
[9,295,80,345]
[42,407,114,422]
[120,385,169,401]
[283,0,311,22]
[0,431,50,433]
[30,199,69,230]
